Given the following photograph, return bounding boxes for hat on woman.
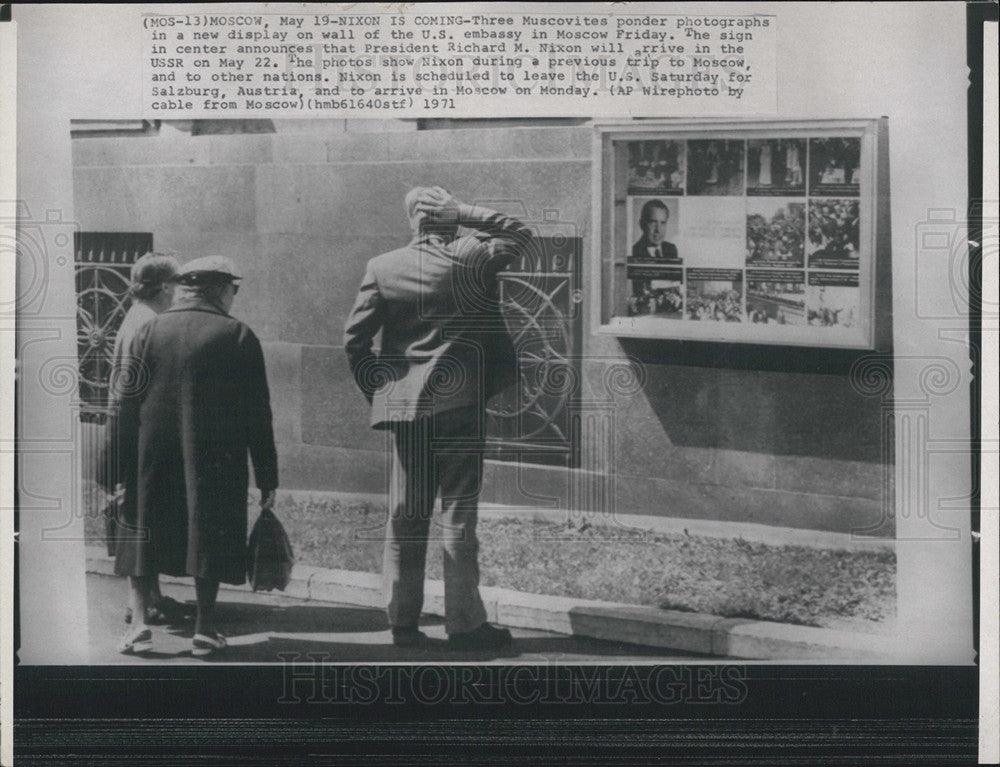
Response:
[176,255,242,286]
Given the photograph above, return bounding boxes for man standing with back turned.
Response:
[344,186,530,651]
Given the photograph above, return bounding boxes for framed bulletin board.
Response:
[593,120,883,349]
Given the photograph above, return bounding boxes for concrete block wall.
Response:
[72,123,891,536]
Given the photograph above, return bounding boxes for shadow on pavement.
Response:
[88,573,703,663]
[215,600,399,634]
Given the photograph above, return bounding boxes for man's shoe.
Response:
[391,626,430,647]
[447,623,513,651]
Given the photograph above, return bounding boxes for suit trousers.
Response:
[384,405,489,635]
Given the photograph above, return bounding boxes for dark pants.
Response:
[384,406,488,635]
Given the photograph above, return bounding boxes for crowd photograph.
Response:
[745,200,806,266]
[808,199,861,265]
[685,274,744,322]
[627,278,684,318]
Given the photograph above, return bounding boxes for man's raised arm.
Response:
[419,186,534,269]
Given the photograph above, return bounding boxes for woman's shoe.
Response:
[125,597,197,626]
[117,627,153,655]
[191,631,227,657]
[152,596,197,625]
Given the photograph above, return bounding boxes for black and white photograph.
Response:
[807,271,860,328]
[67,119,602,664]
[686,139,746,196]
[685,268,744,322]
[42,118,905,664]
[6,3,992,765]
[625,265,684,318]
[807,198,861,269]
[746,138,806,196]
[746,269,807,326]
[626,140,686,196]
[627,196,681,262]
[746,198,806,267]
[625,196,683,317]
[808,137,862,196]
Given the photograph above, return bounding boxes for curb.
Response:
[86,547,897,661]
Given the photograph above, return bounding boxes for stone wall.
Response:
[72,121,891,535]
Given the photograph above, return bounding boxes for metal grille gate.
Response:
[74,232,153,417]
[487,234,583,468]
[71,231,581,477]
[74,233,152,526]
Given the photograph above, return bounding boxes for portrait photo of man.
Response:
[630,198,680,262]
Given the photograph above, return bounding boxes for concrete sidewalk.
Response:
[86,571,706,664]
[87,546,899,661]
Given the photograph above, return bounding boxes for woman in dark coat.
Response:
[114,255,278,657]
[102,250,198,627]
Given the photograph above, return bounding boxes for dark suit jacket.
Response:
[344,207,531,429]
[631,239,679,260]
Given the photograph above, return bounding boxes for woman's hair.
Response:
[128,252,179,301]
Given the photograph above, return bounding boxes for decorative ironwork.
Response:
[73,233,153,413]
[69,229,580,465]
[487,236,582,468]
[75,265,131,410]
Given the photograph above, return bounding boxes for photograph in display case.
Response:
[746,269,807,326]
[625,196,684,318]
[687,139,745,196]
[628,197,681,262]
[746,198,806,267]
[747,138,806,196]
[686,268,744,322]
[808,137,861,196]
[807,198,861,269]
[627,139,686,196]
[807,271,860,328]
[626,265,684,318]
[598,121,880,348]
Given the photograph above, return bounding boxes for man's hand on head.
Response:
[413,186,462,223]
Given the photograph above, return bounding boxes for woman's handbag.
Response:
[95,414,119,492]
[96,416,123,557]
[246,507,295,592]
[100,489,124,557]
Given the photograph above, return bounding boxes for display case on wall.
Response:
[592,119,887,349]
